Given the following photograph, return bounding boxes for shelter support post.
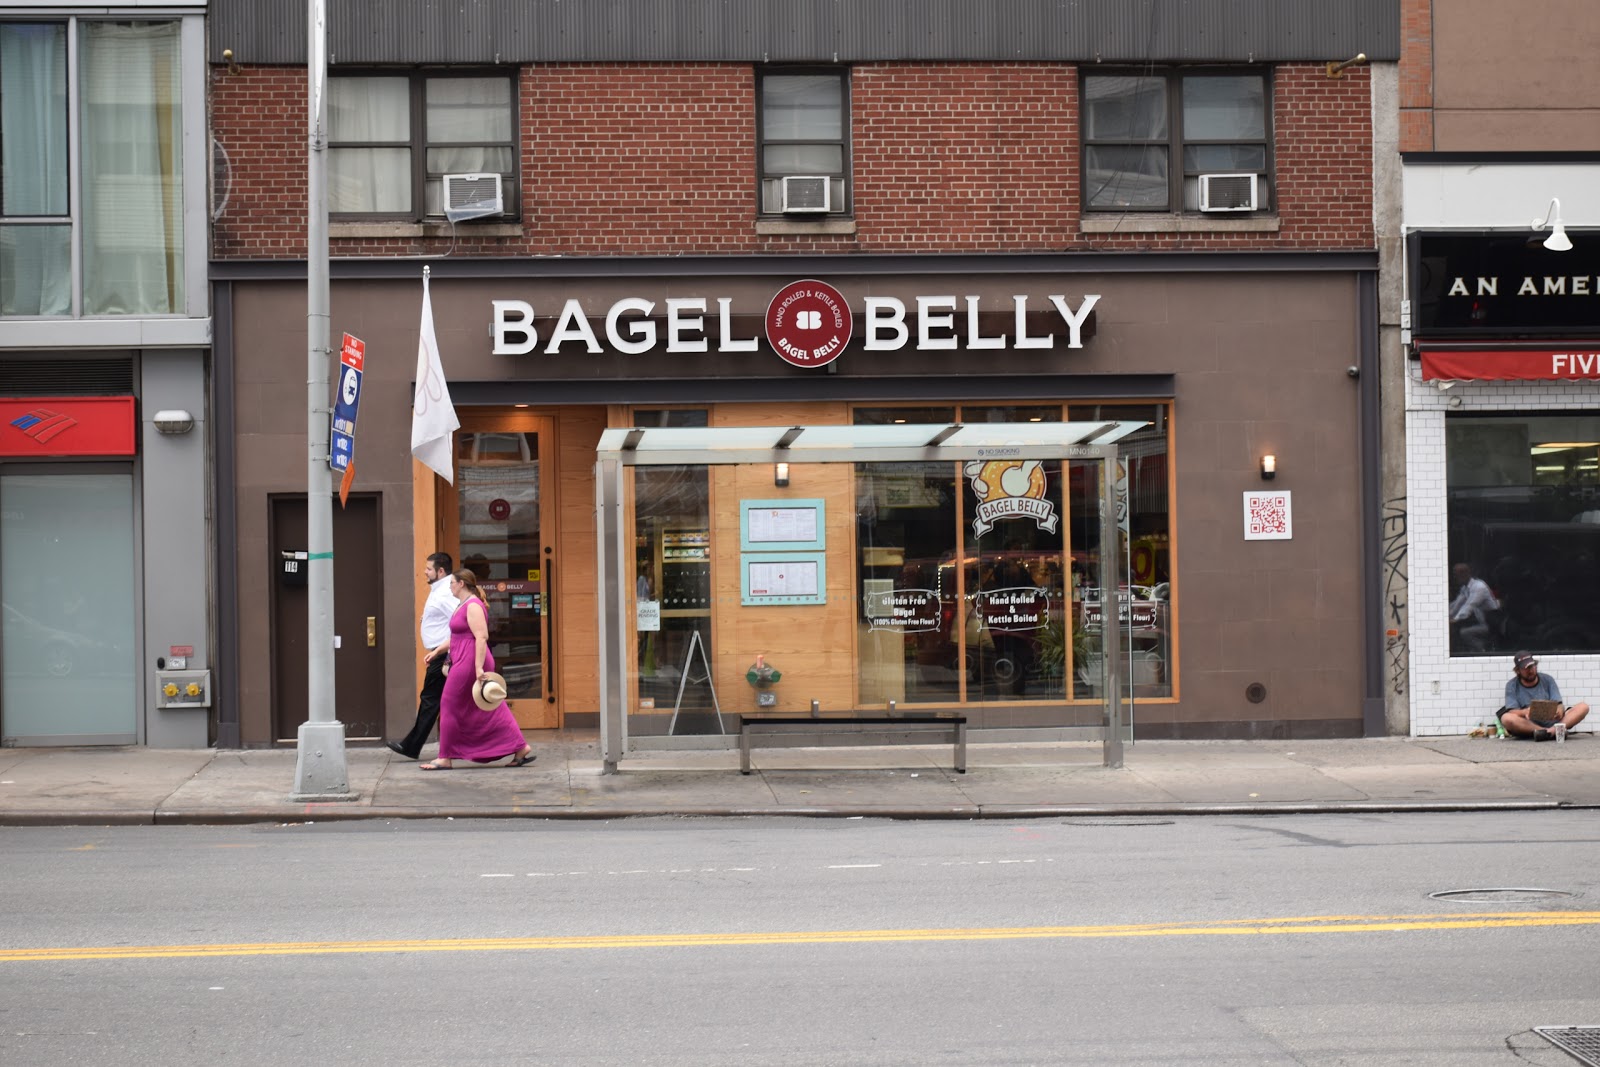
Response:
[1098,446,1124,768]
[596,458,627,773]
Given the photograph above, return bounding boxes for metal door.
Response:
[270,494,385,741]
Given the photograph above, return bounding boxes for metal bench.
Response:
[738,702,967,774]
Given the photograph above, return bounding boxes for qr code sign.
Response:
[1243,491,1292,541]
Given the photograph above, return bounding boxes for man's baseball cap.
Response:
[1513,651,1538,671]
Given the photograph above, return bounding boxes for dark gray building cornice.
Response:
[211,0,1399,66]
[209,250,1379,283]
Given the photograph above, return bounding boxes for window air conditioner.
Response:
[780,175,832,214]
[442,173,505,223]
[1197,173,1259,213]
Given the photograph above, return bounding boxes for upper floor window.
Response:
[758,69,849,217]
[1082,70,1270,214]
[2,19,186,317]
[328,73,516,220]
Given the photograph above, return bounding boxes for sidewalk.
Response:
[1,731,1597,826]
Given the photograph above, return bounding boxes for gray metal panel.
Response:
[140,350,212,748]
[213,0,1398,66]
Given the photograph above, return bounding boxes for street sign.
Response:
[330,333,365,473]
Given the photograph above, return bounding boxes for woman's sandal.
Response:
[418,759,454,771]
[507,748,536,768]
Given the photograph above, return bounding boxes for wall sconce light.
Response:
[1260,454,1276,480]
[1324,52,1367,79]
[222,48,242,76]
[153,409,196,435]
[773,461,790,488]
[1532,198,1573,251]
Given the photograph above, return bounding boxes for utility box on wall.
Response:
[156,669,211,709]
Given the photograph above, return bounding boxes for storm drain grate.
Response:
[1535,1026,1600,1066]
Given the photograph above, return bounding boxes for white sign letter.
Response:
[964,296,1006,350]
[917,296,958,350]
[492,300,537,356]
[863,297,909,351]
[606,298,657,355]
[717,297,759,352]
[544,298,602,354]
[1013,295,1051,349]
[664,298,708,353]
[1049,294,1101,349]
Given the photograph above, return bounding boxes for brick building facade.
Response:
[206,0,1396,750]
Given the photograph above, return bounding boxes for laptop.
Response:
[1527,699,1563,723]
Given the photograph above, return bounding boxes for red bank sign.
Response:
[0,397,136,457]
[1420,346,1600,382]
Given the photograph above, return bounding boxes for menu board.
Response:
[741,551,827,605]
[740,499,826,551]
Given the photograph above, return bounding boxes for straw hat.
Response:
[472,671,508,710]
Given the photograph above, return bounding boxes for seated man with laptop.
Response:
[1499,651,1589,741]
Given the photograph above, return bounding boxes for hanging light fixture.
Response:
[1532,198,1574,251]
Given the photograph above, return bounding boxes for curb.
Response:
[0,798,1578,827]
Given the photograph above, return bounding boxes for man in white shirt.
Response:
[386,552,457,759]
[1448,562,1499,653]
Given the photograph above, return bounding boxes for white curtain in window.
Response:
[80,21,184,315]
[1,23,71,315]
[1,23,68,215]
[329,77,411,213]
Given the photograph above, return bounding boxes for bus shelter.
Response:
[594,421,1148,773]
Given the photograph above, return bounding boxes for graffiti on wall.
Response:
[1381,495,1408,696]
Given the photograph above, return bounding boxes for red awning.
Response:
[1419,345,1600,381]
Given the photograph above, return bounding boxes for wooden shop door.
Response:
[441,416,559,729]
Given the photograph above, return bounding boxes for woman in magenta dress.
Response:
[420,569,536,770]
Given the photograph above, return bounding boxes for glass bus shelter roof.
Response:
[596,421,1148,463]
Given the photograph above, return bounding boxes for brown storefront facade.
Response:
[213,253,1379,747]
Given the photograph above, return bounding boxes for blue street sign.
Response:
[329,334,365,473]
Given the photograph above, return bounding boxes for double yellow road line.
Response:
[4,911,1597,963]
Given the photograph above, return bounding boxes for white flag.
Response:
[410,270,460,483]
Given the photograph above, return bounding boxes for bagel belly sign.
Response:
[766,279,852,368]
[965,459,1058,538]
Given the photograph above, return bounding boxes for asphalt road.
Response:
[3,812,1598,1066]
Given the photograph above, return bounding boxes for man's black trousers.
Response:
[392,654,447,758]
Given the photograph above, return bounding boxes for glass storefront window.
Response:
[1068,404,1172,699]
[631,409,715,732]
[1446,413,1600,655]
[852,402,1173,707]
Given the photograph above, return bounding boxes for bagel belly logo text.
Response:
[765,279,853,368]
[965,460,1057,538]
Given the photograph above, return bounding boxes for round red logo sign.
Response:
[765,279,853,369]
[488,498,511,521]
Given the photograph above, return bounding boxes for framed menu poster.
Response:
[740,499,825,552]
[741,552,826,605]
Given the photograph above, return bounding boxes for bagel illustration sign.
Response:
[965,459,1058,538]
[766,279,853,368]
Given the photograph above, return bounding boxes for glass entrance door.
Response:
[448,417,556,729]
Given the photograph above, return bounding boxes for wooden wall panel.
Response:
[709,402,862,712]
[555,408,606,721]
[410,458,439,698]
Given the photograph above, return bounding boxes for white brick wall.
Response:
[1405,363,1600,735]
